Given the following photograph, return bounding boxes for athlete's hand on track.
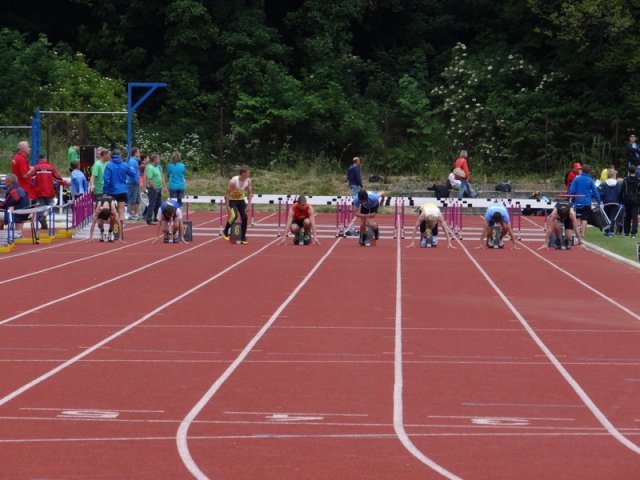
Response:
[537,244,549,250]
[447,243,457,249]
[405,243,415,248]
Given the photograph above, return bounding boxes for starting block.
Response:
[487,225,503,249]
[294,228,311,245]
[112,222,121,241]
[229,222,242,244]
[420,229,438,248]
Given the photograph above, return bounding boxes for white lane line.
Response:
[0,238,277,408]
[457,239,640,456]
[520,242,640,322]
[176,237,343,480]
[20,407,165,413]
[223,411,369,417]
[394,236,462,480]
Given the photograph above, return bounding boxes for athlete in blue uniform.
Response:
[353,189,385,245]
[478,204,518,249]
[154,199,187,244]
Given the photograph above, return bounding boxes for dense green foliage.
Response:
[1,0,639,176]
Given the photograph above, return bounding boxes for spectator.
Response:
[0,174,30,232]
[167,151,186,207]
[11,141,35,202]
[453,150,477,199]
[104,149,137,223]
[598,168,621,237]
[90,149,111,201]
[126,147,142,220]
[347,156,363,199]
[70,161,88,200]
[564,162,582,192]
[144,154,164,226]
[619,165,640,237]
[32,154,68,230]
[599,163,615,184]
[67,144,80,170]
[625,134,640,169]
[447,169,462,194]
[568,164,602,235]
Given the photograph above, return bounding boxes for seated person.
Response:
[478,204,519,249]
[278,195,321,245]
[538,202,583,250]
[0,174,31,233]
[88,196,122,242]
[353,189,385,245]
[154,199,187,244]
[406,202,456,249]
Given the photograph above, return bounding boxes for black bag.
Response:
[429,184,449,199]
[590,203,611,230]
[495,181,512,192]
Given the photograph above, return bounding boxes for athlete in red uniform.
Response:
[278,195,321,245]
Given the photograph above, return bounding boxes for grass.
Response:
[585,228,638,262]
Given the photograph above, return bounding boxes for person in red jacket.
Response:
[32,154,68,230]
[11,141,35,201]
[453,150,477,199]
[564,162,581,192]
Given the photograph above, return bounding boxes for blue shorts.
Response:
[127,184,140,206]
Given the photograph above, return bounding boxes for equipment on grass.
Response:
[590,203,611,231]
[229,221,242,244]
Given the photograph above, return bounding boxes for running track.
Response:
[0,212,639,479]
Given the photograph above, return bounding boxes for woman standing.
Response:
[167,151,186,207]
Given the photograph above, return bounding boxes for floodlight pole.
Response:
[31,109,41,165]
[127,82,167,156]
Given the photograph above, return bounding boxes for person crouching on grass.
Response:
[353,189,385,245]
[477,204,519,249]
[406,202,456,249]
[278,195,321,245]
[153,199,187,244]
[88,196,122,242]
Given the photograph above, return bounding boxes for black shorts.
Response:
[574,205,593,224]
[559,217,573,230]
[359,204,379,215]
[292,218,307,228]
[111,192,128,204]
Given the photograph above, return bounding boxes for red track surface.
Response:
[1,211,639,479]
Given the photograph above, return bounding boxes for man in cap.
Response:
[565,162,582,192]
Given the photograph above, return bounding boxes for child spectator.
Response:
[598,168,621,237]
[70,161,88,199]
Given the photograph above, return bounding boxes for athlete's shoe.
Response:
[173,236,180,243]
[241,240,248,245]
[431,237,439,247]
[293,235,300,245]
[163,234,170,243]
[374,228,379,240]
[223,233,230,241]
[498,238,504,248]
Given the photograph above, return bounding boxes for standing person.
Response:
[126,147,142,220]
[167,151,186,207]
[67,144,80,170]
[564,163,582,192]
[11,141,35,202]
[453,150,477,199]
[347,156,363,199]
[70,161,88,199]
[619,165,640,237]
[568,164,602,235]
[144,154,164,226]
[406,202,456,248]
[0,174,31,231]
[222,166,253,244]
[103,149,136,224]
[32,154,68,230]
[478,204,519,249]
[90,148,110,201]
[353,189,385,245]
[625,134,640,169]
[278,195,321,246]
[598,167,621,237]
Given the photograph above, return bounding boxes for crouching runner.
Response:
[88,196,122,242]
[478,204,519,249]
[406,202,456,249]
[154,199,187,244]
[278,195,321,246]
[538,202,583,250]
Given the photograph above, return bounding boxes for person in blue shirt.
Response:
[104,149,138,224]
[70,161,88,199]
[347,156,362,199]
[568,163,602,235]
[353,189,385,245]
[167,151,186,207]
[126,147,142,220]
[478,204,519,249]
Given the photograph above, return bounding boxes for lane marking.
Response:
[0,238,278,408]
[394,236,462,480]
[456,239,640,456]
[224,411,368,417]
[429,415,575,422]
[176,237,343,480]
